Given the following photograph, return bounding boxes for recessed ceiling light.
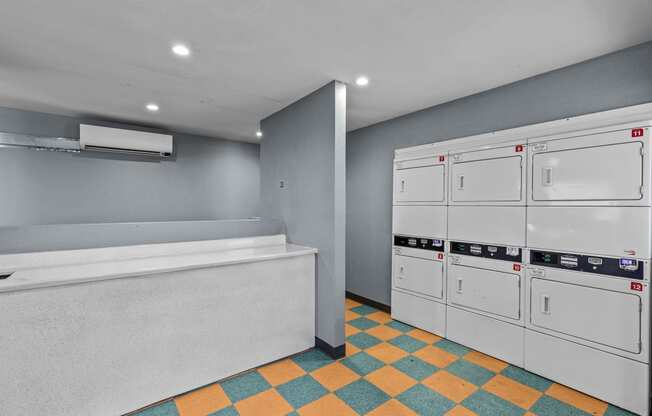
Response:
[171,43,191,57]
[146,103,159,112]
[256,130,263,138]
[355,76,369,87]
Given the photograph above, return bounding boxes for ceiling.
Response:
[0,1,651,143]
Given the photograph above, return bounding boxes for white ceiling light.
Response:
[355,76,369,87]
[256,130,263,138]
[145,103,159,112]
[171,43,191,57]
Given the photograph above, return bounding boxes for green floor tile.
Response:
[435,339,472,356]
[335,379,389,414]
[447,360,495,386]
[348,317,380,330]
[134,401,179,416]
[392,355,437,381]
[530,395,590,416]
[397,384,455,415]
[347,332,382,349]
[389,334,427,353]
[291,348,333,372]
[341,351,385,376]
[462,390,524,416]
[276,375,328,409]
[221,371,271,402]
[501,365,552,392]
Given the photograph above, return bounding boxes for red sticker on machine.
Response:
[437,253,444,260]
[439,155,445,162]
[513,264,521,272]
[631,282,644,292]
[515,144,524,152]
[632,128,645,138]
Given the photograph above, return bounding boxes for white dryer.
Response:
[391,235,446,337]
[446,240,526,366]
[527,123,652,258]
[393,154,447,239]
[525,249,650,416]
[448,141,527,246]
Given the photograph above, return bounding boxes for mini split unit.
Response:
[0,124,173,158]
[79,124,173,158]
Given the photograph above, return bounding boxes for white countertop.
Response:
[0,239,317,293]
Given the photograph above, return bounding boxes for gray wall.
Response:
[261,81,347,348]
[0,107,260,226]
[347,41,652,306]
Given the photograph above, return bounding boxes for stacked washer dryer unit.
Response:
[524,122,652,415]
[445,140,528,366]
[391,147,448,336]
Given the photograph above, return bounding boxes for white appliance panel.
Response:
[391,290,446,337]
[448,206,526,246]
[448,263,520,320]
[393,254,444,300]
[447,306,524,367]
[532,142,643,202]
[525,329,649,416]
[394,163,445,204]
[527,206,651,258]
[528,126,650,206]
[530,278,641,354]
[451,156,522,202]
[393,205,446,239]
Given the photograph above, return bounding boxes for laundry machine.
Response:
[448,140,527,246]
[527,123,652,257]
[525,249,650,415]
[392,149,448,336]
[391,235,447,336]
[446,240,526,366]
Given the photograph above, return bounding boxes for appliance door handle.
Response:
[542,167,553,186]
[398,265,405,279]
[400,179,406,193]
[457,175,464,190]
[456,278,463,293]
[541,294,551,314]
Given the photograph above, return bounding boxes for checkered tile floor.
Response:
[132,298,635,416]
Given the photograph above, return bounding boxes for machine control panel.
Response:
[530,250,644,280]
[394,235,444,252]
[450,241,522,262]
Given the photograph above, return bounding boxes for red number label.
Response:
[438,155,445,162]
[631,282,644,292]
[632,128,644,138]
[513,264,521,272]
[515,144,524,152]
[437,253,444,260]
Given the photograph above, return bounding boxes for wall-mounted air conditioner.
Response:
[79,124,173,158]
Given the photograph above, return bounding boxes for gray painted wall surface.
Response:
[0,219,284,254]
[260,81,347,348]
[347,41,652,306]
[0,107,261,226]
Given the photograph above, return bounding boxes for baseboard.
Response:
[346,291,391,313]
[315,337,345,359]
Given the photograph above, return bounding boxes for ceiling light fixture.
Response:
[355,76,369,87]
[171,43,191,57]
[146,103,160,112]
[256,130,263,138]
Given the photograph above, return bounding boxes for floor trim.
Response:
[346,291,391,313]
[315,337,345,359]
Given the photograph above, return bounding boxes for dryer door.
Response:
[531,141,643,202]
[448,263,521,320]
[394,161,445,203]
[393,254,444,300]
[530,277,642,354]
